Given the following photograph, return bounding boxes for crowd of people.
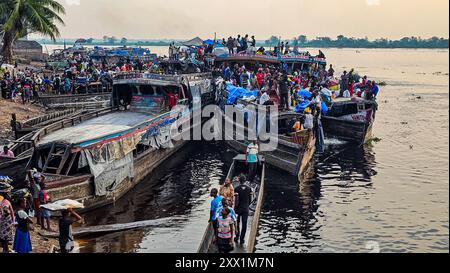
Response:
[218,60,380,113]
[0,169,82,253]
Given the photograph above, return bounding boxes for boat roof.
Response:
[215,53,326,65]
[37,111,155,147]
[113,72,212,86]
[332,98,376,105]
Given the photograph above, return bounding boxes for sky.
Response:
[39,0,449,40]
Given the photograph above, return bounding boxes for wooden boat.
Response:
[198,154,266,253]
[11,109,83,138]
[321,98,377,144]
[36,92,112,110]
[217,86,316,181]
[25,72,215,211]
[214,52,327,74]
[1,109,95,186]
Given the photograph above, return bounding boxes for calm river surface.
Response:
[74,47,448,253]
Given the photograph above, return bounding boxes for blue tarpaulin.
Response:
[204,39,215,45]
[298,89,312,99]
[294,100,311,113]
[321,101,329,114]
[226,84,259,105]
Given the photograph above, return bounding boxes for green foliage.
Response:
[1,0,65,63]
[263,35,449,48]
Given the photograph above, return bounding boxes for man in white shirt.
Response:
[304,108,314,130]
[259,90,270,105]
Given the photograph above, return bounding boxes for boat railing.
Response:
[113,72,212,84]
[21,109,80,128]
[31,107,117,146]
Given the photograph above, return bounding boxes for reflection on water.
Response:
[256,143,379,253]
[79,142,235,253]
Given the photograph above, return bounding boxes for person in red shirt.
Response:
[349,80,355,96]
[256,69,265,89]
[302,77,310,89]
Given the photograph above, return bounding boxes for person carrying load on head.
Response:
[246,141,259,183]
[59,208,82,253]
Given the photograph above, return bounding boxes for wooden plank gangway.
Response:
[39,218,176,238]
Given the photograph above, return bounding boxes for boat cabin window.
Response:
[329,103,359,117]
[113,83,182,113]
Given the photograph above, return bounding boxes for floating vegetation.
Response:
[366,137,382,146]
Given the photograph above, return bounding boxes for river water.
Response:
[73,47,448,253]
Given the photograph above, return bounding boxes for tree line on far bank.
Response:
[265,35,449,49]
[38,35,449,49]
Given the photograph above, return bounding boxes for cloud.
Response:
[366,0,381,6]
[65,0,81,6]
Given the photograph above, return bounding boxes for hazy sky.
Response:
[43,0,449,40]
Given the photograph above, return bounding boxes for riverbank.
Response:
[0,99,45,145]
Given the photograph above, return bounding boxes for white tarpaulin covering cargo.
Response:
[80,132,144,196]
[85,151,134,196]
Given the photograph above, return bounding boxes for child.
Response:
[217,207,235,254]
[13,199,33,254]
[39,183,52,231]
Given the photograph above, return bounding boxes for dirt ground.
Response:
[30,219,60,253]
[0,99,46,145]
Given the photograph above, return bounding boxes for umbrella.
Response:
[204,39,215,45]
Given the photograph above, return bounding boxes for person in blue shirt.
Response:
[209,188,223,239]
[371,83,380,97]
[223,65,231,81]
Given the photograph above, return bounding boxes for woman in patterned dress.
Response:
[0,182,15,253]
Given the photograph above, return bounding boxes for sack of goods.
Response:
[40,199,85,211]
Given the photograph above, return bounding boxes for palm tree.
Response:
[0,0,65,64]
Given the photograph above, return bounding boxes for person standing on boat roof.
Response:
[234,175,253,245]
[209,188,223,240]
[246,141,259,183]
[328,64,335,77]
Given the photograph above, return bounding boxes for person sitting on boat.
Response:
[303,108,314,130]
[293,118,304,132]
[220,179,235,207]
[0,146,14,159]
[234,175,253,245]
[246,141,259,183]
[209,188,223,241]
